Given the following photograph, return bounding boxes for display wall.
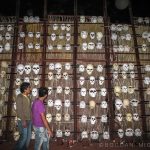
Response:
[0,15,149,144]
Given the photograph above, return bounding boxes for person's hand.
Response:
[47,130,53,137]
[22,120,27,128]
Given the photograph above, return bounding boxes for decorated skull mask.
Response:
[79,65,85,72]
[47,99,53,107]
[32,88,38,97]
[100,88,107,97]
[89,76,95,85]
[17,64,24,75]
[32,64,40,74]
[115,99,123,110]
[125,128,133,137]
[80,88,87,97]
[79,76,85,86]
[118,129,124,138]
[113,71,119,79]
[24,65,32,74]
[55,63,62,73]
[90,131,99,140]
[90,116,97,125]
[54,99,62,110]
[89,88,97,98]
[101,100,108,109]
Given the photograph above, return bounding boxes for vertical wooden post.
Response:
[5,0,20,140]
[73,0,78,140]
[128,0,147,140]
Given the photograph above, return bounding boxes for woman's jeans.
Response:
[15,120,32,150]
[33,126,50,150]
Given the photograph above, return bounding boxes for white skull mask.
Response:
[54,99,62,110]
[24,77,30,83]
[64,99,70,108]
[49,63,55,70]
[81,115,87,123]
[13,131,20,141]
[61,24,65,30]
[47,44,53,50]
[56,72,61,80]
[51,33,56,41]
[86,64,94,75]
[89,76,95,85]
[65,44,71,51]
[18,43,24,50]
[66,24,71,31]
[46,113,52,123]
[32,88,38,97]
[79,101,86,109]
[15,88,21,96]
[55,63,62,73]
[64,113,70,121]
[97,32,103,41]
[145,65,150,72]
[0,87,6,95]
[57,44,62,50]
[89,88,97,98]
[133,113,139,121]
[48,87,53,95]
[142,44,147,52]
[100,88,107,97]
[97,65,103,72]
[23,16,28,22]
[28,32,33,38]
[114,86,121,96]
[24,65,32,74]
[19,32,25,38]
[96,42,103,50]
[130,99,139,107]
[63,72,69,80]
[79,65,85,72]
[35,43,40,50]
[101,115,108,123]
[90,32,95,39]
[59,33,64,40]
[56,130,63,137]
[99,76,105,85]
[129,63,134,70]
[17,64,24,75]
[125,128,133,137]
[5,32,11,40]
[118,129,124,138]
[121,71,127,79]
[55,113,61,122]
[81,131,88,139]
[28,43,33,49]
[101,100,108,109]
[31,131,35,139]
[116,113,123,122]
[15,78,21,86]
[65,63,71,70]
[32,64,40,74]
[53,24,58,30]
[80,16,85,23]
[33,77,40,85]
[81,88,87,97]
[79,76,85,86]
[90,131,99,140]
[91,16,97,23]
[90,116,97,125]
[103,131,110,140]
[130,71,135,79]
[121,86,128,93]
[144,77,150,85]
[66,33,71,41]
[113,63,119,71]
[88,42,95,50]
[144,17,150,24]
[118,45,124,52]
[111,33,117,41]
[126,34,131,41]
[64,86,70,95]
[47,99,53,107]
[82,42,88,51]
[81,31,88,39]
[97,16,103,23]
[115,99,123,110]
[0,25,4,31]
[122,64,129,72]
[116,24,122,31]
[5,43,11,51]
[35,32,40,38]
[135,129,142,137]
[48,72,53,80]
[56,86,62,94]
[0,70,6,78]
[64,129,71,137]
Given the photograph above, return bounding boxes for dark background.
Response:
[0,0,149,23]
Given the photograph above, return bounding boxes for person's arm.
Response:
[40,113,53,136]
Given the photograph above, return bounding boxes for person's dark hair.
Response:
[38,87,48,97]
[20,82,30,93]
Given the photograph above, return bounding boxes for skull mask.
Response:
[49,63,55,70]
[47,99,53,107]
[115,99,123,110]
[64,86,70,95]
[55,63,62,73]
[13,131,20,141]
[56,130,63,138]
[135,129,142,137]
[79,76,85,86]
[97,32,103,41]
[53,24,58,30]
[64,99,70,108]
[0,87,6,95]
[66,24,71,31]
[89,76,95,85]
[81,31,88,39]
[15,88,21,96]
[56,86,62,94]
[100,88,107,97]
[64,113,70,121]
[103,131,110,140]
[101,115,108,123]
[48,87,53,95]
[90,131,99,140]
[130,99,139,107]
[116,113,123,122]
[81,131,88,139]
[96,42,103,49]
[125,128,133,137]
[56,72,61,79]
[35,32,40,38]
[97,65,103,72]
[24,65,32,74]
[15,78,21,86]
[48,72,53,80]
[90,116,97,125]
[89,88,97,98]
[32,88,38,97]
[35,43,40,50]
[89,100,96,109]
[51,33,56,41]
[88,42,95,50]
[79,101,86,109]
[99,76,105,85]
[81,115,87,123]
[80,88,87,97]
[133,113,139,121]
[63,72,69,80]
[82,42,88,51]
[55,113,61,122]
[46,113,52,123]
[86,64,94,75]
[65,63,71,70]
[80,16,85,23]
[79,65,85,73]
[32,64,40,74]
[64,129,71,137]
[121,86,128,93]
[65,44,71,51]
[33,77,40,86]
[54,99,62,110]
[118,129,124,138]
[66,33,71,41]
[90,32,95,39]
[126,113,132,122]
[101,100,108,109]
[24,77,30,83]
